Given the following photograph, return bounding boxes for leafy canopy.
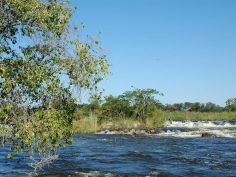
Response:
[226,98,236,111]
[121,89,163,122]
[99,89,163,122]
[0,0,109,167]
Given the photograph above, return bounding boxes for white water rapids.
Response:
[98,120,236,138]
[158,120,236,138]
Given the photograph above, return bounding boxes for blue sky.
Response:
[71,0,236,106]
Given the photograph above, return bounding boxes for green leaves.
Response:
[120,89,163,122]
[7,154,13,159]
[98,89,163,123]
[226,98,236,111]
[60,39,109,90]
[0,0,109,169]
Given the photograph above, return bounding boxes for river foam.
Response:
[165,120,236,128]
[97,120,236,138]
[158,120,236,138]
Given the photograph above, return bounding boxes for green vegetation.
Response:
[162,99,236,113]
[0,0,109,171]
[98,88,163,123]
[72,89,236,133]
[156,111,236,121]
[73,88,165,133]
[73,115,165,134]
[164,102,224,112]
[1,1,236,174]
[73,109,236,134]
[225,98,236,111]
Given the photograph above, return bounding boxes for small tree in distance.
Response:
[121,89,163,122]
[226,98,236,111]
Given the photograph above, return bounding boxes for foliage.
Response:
[160,111,236,121]
[73,113,98,134]
[0,0,109,169]
[73,88,236,133]
[120,89,163,122]
[99,95,132,122]
[72,88,165,132]
[74,116,163,133]
[225,98,236,111]
[97,89,163,123]
[71,87,236,134]
[144,109,165,127]
[73,109,236,134]
[163,102,224,112]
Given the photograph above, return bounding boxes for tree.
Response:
[99,95,132,121]
[0,0,109,171]
[121,89,163,122]
[202,102,223,112]
[225,98,236,111]
[163,102,224,112]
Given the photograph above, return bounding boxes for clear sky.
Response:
[71,0,236,106]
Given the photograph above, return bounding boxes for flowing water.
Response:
[0,120,236,177]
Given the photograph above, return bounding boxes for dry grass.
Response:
[160,111,236,121]
[73,114,165,134]
[73,110,236,134]
[73,113,98,134]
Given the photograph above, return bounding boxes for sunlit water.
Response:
[0,120,236,177]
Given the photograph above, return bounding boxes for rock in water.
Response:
[201,132,217,137]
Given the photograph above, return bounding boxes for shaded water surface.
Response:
[0,120,236,177]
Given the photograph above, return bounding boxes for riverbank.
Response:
[73,116,165,134]
[73,110,236,134]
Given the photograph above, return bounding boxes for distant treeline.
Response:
[74,89,236,123]
[163,100,236,112]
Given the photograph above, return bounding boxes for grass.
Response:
[73,110,236,134]
[160,111,236,121]
[73,111,165,134]
[73,113,98,134]
[73,116,145,133]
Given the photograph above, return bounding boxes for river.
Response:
[0,120,236,176]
